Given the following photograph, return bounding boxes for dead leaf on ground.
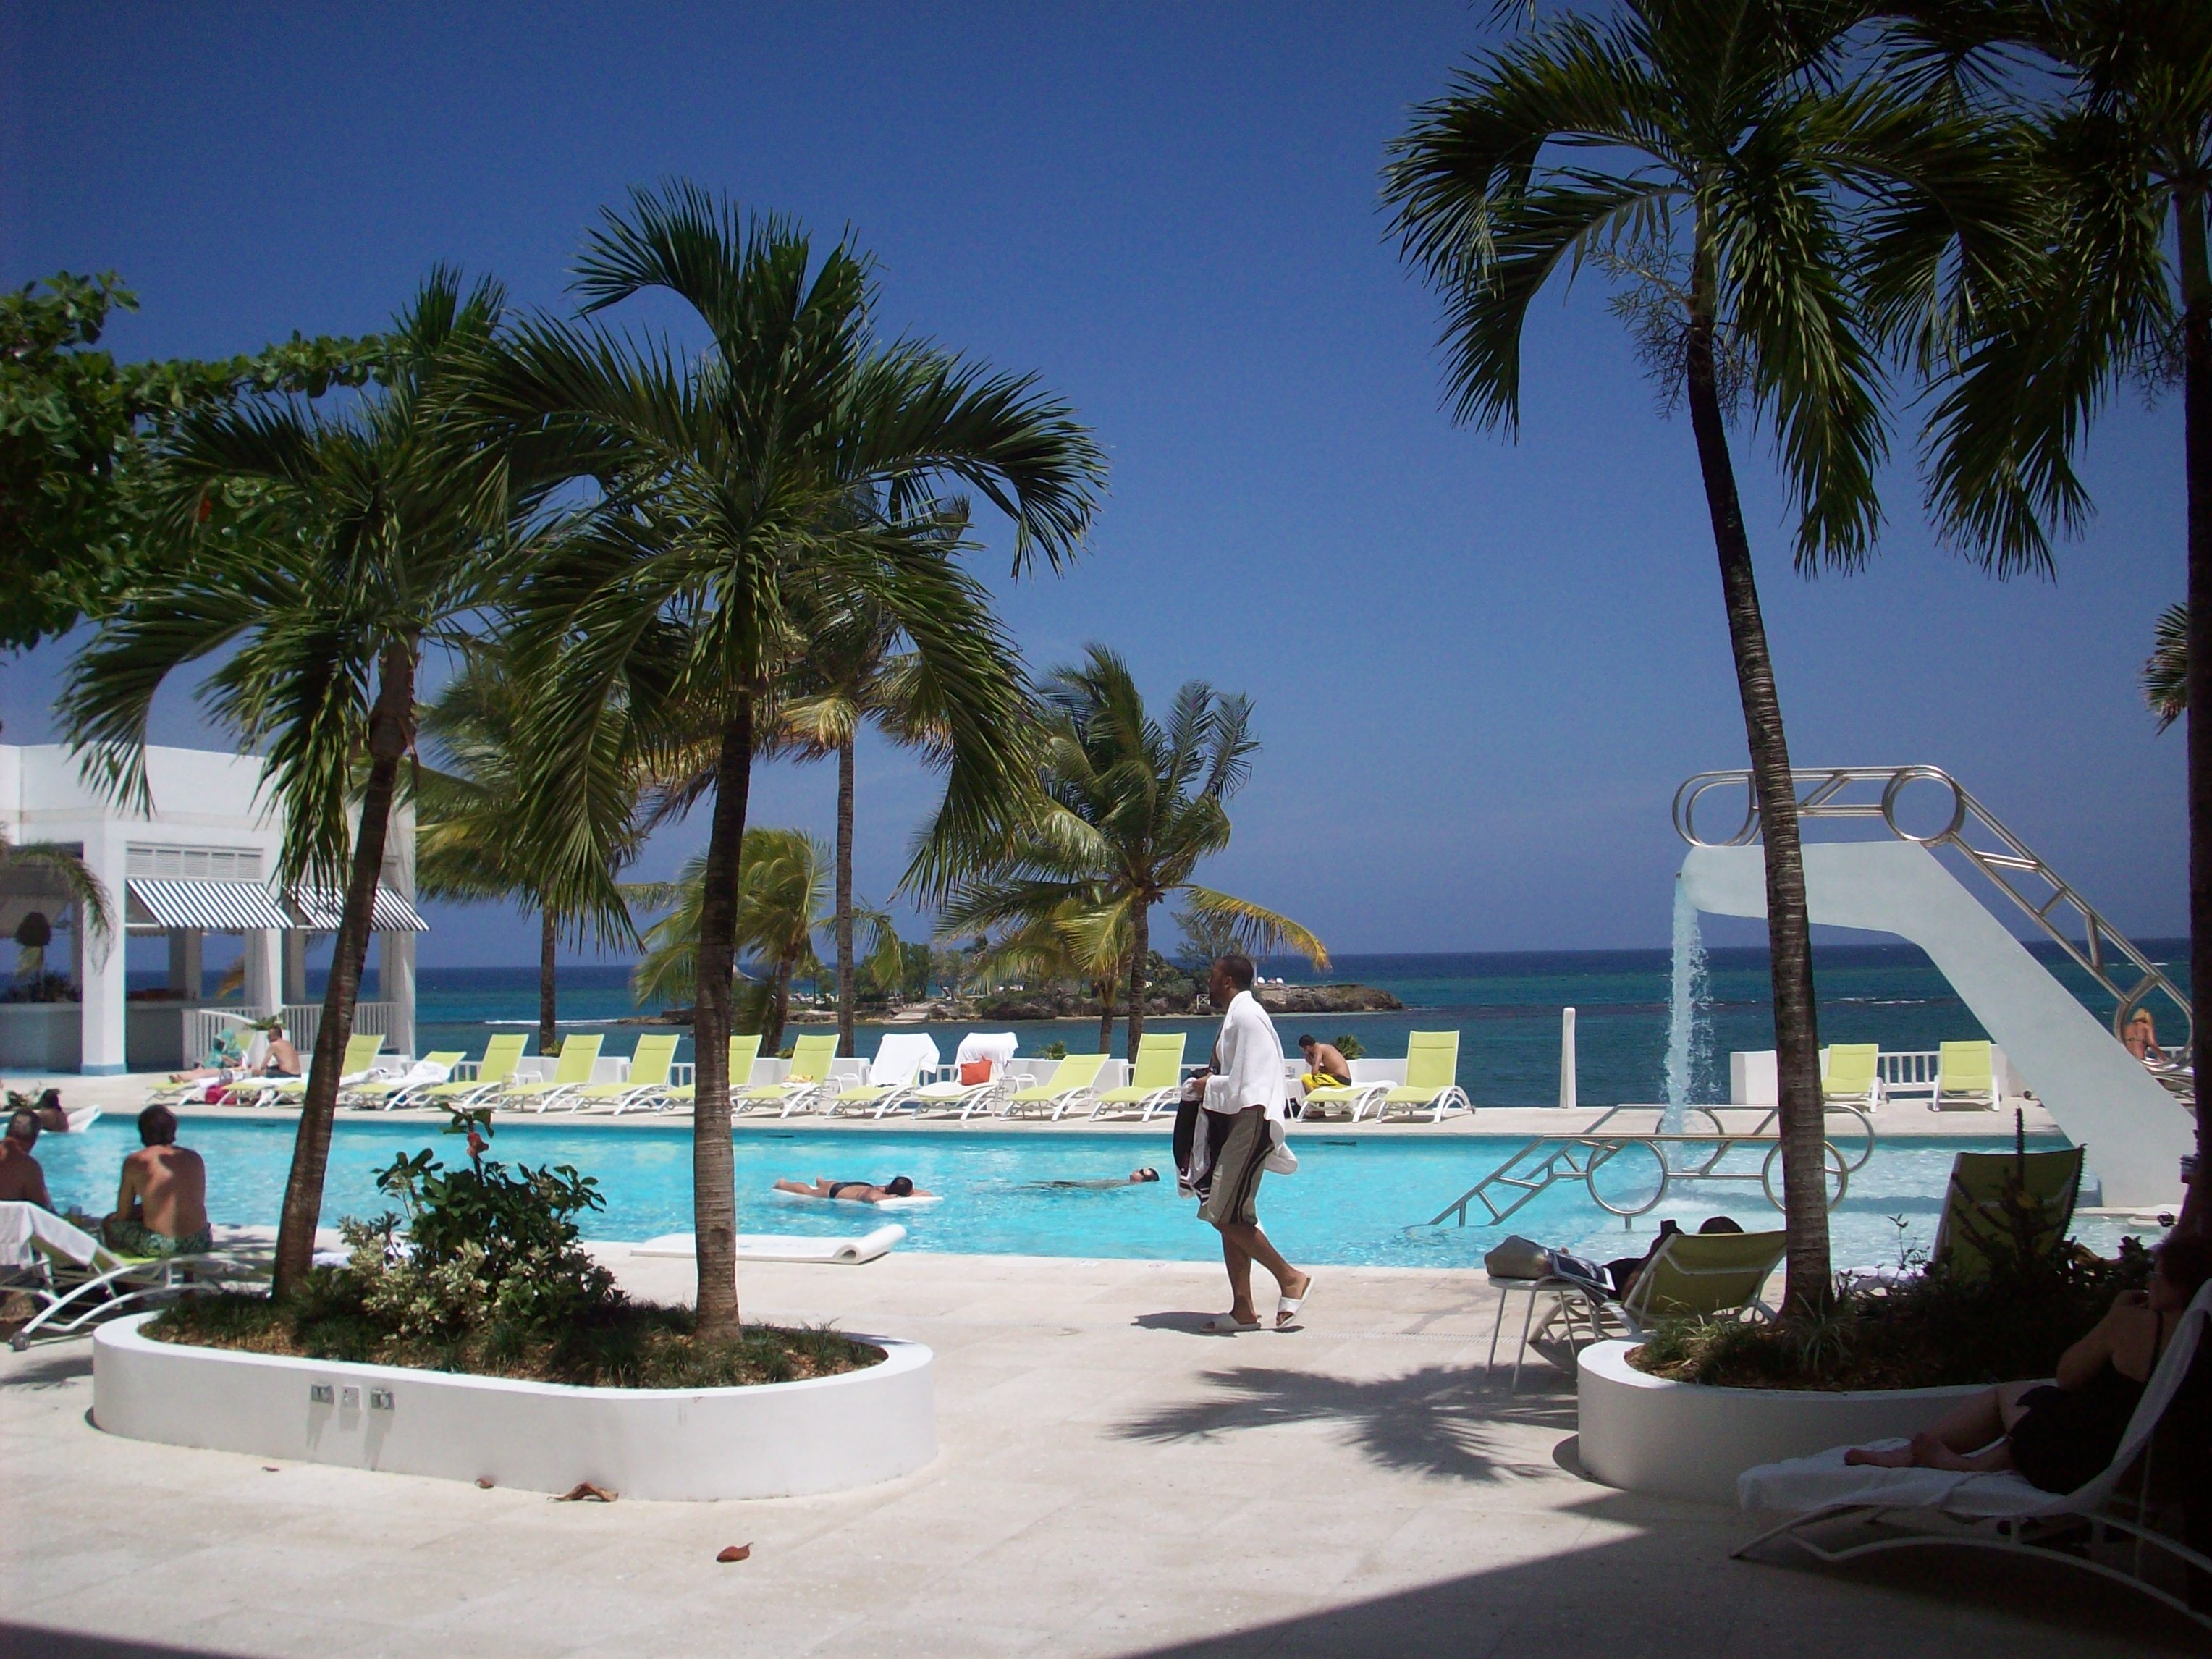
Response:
[717,1545,751,1563]
[476,1477,494,1489]
[552,1482,618,1503]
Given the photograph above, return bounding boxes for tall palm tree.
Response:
[1901,0,2212,1214]
[473,183,1103,1335]
[415,646,638,1052]
[62,271,530,1297]
[938,646,1326,1055]
[773,573,953,1060]
[1384,1,2013,1311]
[961,889,1130,1052]
[630,827,900,1053]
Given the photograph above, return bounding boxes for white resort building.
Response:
[0,743,423,1074]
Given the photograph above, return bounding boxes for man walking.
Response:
[1176,953,1312,1331]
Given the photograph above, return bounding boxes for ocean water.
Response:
[306,937,2189,1110]
[33,1116,2124,1269]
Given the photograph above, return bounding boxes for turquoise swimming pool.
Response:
[34,1118,2109,1269]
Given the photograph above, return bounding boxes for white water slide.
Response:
[1674,767,2194,1210]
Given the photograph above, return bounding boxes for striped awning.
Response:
[286,887,431,934]
[126,878,295,932]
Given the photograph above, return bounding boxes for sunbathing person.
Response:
[774,1175,932,1204]
[1844,1233,2212,1492]
[0,1110,54,1209]
[1031,1168,1162,1189]
[2124,1009,2169,1068]
[101,1105,211,1257]
[1603,1215,1742,1299]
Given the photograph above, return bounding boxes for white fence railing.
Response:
[1878,1050,1941,1099]
[184,1008,256,1067]
[282,1000,396,1057]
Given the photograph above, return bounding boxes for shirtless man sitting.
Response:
[101,1105,211,1257]
[773,1175,932,1204]
[0,1110,54,1210]
[1297,1034,1352,1086]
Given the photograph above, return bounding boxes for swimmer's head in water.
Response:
[885,1175,915,1197]
[1133,1167,1160,1183]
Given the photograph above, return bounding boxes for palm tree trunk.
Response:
[1126,903,1151,1057]
[538,908,558,1056]
[2179,188,2212,1238]
[765,956,793,1057]
[1096,979,1114,1055]
[272,638,415,1298]
[835,735,856,1058]
[1685,308,1831,1314]
[691,698,753,1338]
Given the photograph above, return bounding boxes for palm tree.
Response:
[961,889,1130,1052]
[938,646,1326,1055]
[1383,1,2013,1312]
[473,183,1103,1335]
[772,574,953,1060]
[0,828,113,982]
[61,271,528,1297]
[1901,1,2212,1211]
[630,827,900,1053]
[415,646,638,1052]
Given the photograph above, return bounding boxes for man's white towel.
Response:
[954,1032,1017,1070]
[628,1225,907,1264]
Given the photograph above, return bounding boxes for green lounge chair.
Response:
[1934,1039,1999,1111]
[1820,1043,1883,1110]
[1089,1032,1189,1120]
[1002,1052,1109,1120]
[344,1051,468,1110]
[420,1032,531,1107]
[661,1035,764,1110]
[503,1034,605,1112]
[1299,1065,1390,1122]
[1374,1031,1472,1122]
[1618,1228,1788,1333]
[1932,1147,2085,1281]
[573,1032,683,1115]
[7,1203,266,1350]
[737,1033,840,1118]
[238,1031,385,1107]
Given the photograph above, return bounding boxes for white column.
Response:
[168,929,204,999]
[282,929,307,1003]
[78,827,127,1074]
[242,929,282,1018]
[380,931,416,1060]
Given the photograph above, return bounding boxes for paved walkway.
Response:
[1,1252,2200,1658]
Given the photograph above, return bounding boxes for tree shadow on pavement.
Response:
[0,1345,92,1389]
[1109,1362,1575,1484]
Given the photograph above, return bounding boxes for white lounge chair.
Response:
[570,1032,683,1114]
[1,1202,263,1349]
[502,1034,606,1112]
[908,1032,1017,1118]
[342,1051,466,1110]
[229,1031,386,1108]
[1000,1052,1109,1120]
[736,1033,841,1117]
[1090,1031,1189,1120]
[824,1034,941,1118]
[1736,1279,2212,1633]
[1933,1039,1999,1111]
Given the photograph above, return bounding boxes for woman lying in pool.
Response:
[773,1175,934,1204]
[1844,1232,2211,1493]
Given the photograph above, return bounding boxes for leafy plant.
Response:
[1334,1033,1365,1061]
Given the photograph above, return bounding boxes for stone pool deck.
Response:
[2,1251,2201,1658]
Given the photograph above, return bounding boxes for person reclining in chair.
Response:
[101,1106,211,1258]
[0,1109,54,1210]
[773,1175,933,1204]
[1844,1233,2212,1492]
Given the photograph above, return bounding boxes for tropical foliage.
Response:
[472,182,1103,1333]
[1384,0,2025,1311]
[937,645,1325,1053]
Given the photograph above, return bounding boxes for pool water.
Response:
[38,1119,2135,1270]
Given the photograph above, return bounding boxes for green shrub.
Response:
[1333,1032,1364,1060]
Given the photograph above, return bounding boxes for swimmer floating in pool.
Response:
[774,1175,934,1204]
[1029,1168,1162,1190]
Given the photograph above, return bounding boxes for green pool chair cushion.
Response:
[502,1034,604,1107]
[1933,1147,2085,1281]
[423,1032,531,1102]
[1092,1033,1189,1118]
[663,1035,766,1105]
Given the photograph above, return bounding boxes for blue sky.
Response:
[0,2,2187,968]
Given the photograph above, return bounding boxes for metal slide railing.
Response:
[1672,765,2192,1064]
[1425,1104,1874,1230]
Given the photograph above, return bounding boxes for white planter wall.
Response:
[1577,1338,1986,1506]
[94,1314,934,1500]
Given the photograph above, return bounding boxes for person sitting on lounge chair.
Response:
[773,1175,933,1204]
[1603,1215,1742,1299]
[0,1109,54,1209]
[1844,1233,2212,1492]
[1296,1034,1351,1087]
[100,1106,211,1258]
[258,1023,303,1077]
[1030,1168,1162,1190]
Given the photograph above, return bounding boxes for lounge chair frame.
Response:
[1734,1281,2212,1634]
[1089,1034,1189,1121]
[1000,1053,1109,1121]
